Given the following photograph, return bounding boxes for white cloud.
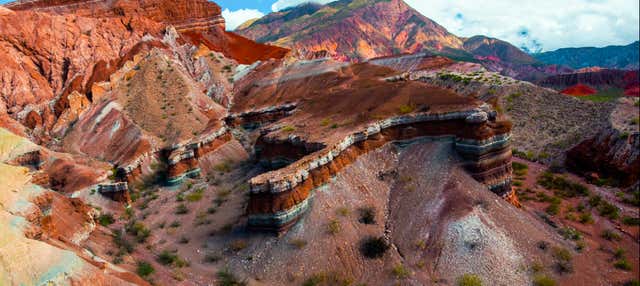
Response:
[222,8,265,30]
[404,0,640,51]
[267,0,638,51]
[271,0,335,12]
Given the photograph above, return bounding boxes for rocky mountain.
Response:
[534,41,640,70]
[235,0,574,81]
[236,0,464,61]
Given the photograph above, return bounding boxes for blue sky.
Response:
[2,0,638,51]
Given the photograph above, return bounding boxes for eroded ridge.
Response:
[246,106,513,232]
[166,126,233,185]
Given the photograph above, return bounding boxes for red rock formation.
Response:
[566,128,639,187]
[560,84,597,96]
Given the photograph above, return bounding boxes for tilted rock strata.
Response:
[225,103,297,128]
[6,0,226,31]
[247,109,513,232]
[166,127,233,185]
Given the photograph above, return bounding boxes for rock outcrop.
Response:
[246,108,513,232]
[166,126,232,185]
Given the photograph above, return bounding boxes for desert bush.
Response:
[598,201,620,219]
[533,274,556,286]
[98,213,115,226]
[622,216,640,226]
[126,221,151,243]
[552,247,573,274]
[392,264,410,279]
[327,219,341,235]
[281,125,296,132]
[216,269,246,286]
[186,188,205,202]
[457,273,482,286]
[157,250,188,267]
[537,172,589,197]
[398,104,416,114]
[512,162,528,176]
[175,203,189,215]
[358,206,376,224]
[136,261,155,278]
[601,229,622,241]
[302,272,352,286]
[360,236,389,259]
[614,258,632,271]
[336,207,350,217]
[559,227,582,241]
[579,212,594,224]
[214,161,233,173]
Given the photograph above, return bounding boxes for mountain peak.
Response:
[237,0,462,61]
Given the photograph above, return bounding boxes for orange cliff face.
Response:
[0,0,288,136]
[6,0,289,64]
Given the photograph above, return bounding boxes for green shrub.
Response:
[601,229,621,241]
[579,212,594,224]
[336,207,351,217]
[533,275,557,286]
[537,172,589,197]
[97,213,115,226]
[512,162,528,176]
[186,188,204,202]
[622,216,640,226]
[176,203,189,215]
[327,219,341,235]
[213,161,233,173]
[360,236,389,259]
[126,221,151,243]
[157,250,187,267]
[302,272,352,286]
[136,261,155,278]
[552,247,573,274]
[559,227,582,241]
[216,269,246,286]
[457,274,482,286]
[398,104,416,114]
[358,206,376,224]
[281,125,296,132]
[614,259,632,271]
[598,201,620,219]
[392,264,410,279]
[546,203,560,215]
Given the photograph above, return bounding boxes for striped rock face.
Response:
[245,109,513,233]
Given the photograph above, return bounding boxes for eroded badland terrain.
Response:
[0,0,638,285]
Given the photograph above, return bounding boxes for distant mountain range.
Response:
[533,41,639,70]
[236,0,639,76]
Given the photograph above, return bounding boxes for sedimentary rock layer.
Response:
[246,108,513,232]
[166,128,232,185]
